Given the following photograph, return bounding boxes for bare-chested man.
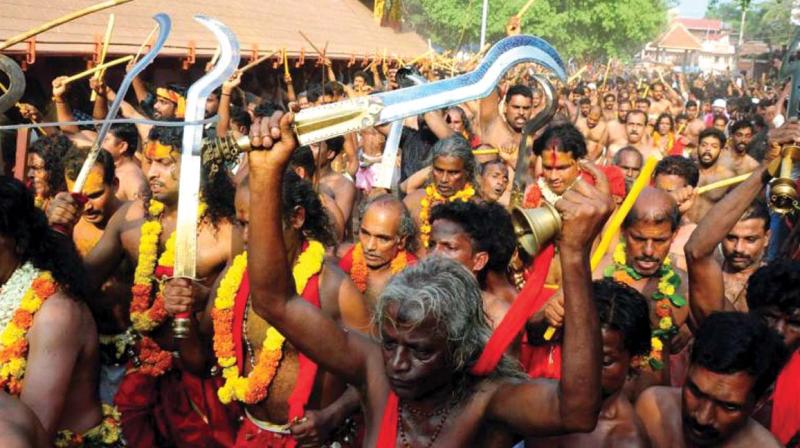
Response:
[0,178,106,444]
[648,82,673,116]
[576,106,609,163]
[653,156,700,273]
[615,110,660,161]
[528,280,651,448]
[47,126,242,447]
[719,120,760,175]
[613,146,643,192]
[479,84,533,164]
[0,392,48,448]
[165,173,371,446]
[601,93,617,122]
[688,128,737,223]
[684,165,772,315]
[246,110,613,446]
[312,136,357,231]
[338,194,418,309]
[683,100,706,149]
[636,312,785,448]
[607,101,632,152]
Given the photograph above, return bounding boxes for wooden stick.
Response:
[205,46,220,72]
[238,50,279,73]
[0,0,132,51]
[91,13,115,101]
[0,82,46,134]
[132,25,158,64]
[472,148,499,156]
[697,173,751,195]
[62,55,133,85]
[298,31,325,58]
[408,49,433,66]
[600,58,612,91]
[567,65,587,83]
[517,0,537,18]
[283,48,289,77]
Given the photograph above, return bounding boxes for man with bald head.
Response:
[576,105,609,163]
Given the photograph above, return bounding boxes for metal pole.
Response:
[480,0,489,49]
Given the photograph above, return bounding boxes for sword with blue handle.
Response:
[172,16,240,338]
[293,35,566,146]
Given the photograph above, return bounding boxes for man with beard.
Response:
[576,106,609,163]
[339,194,418,309]
[649,82,673,116]
[635,312,785,448]
[479,84,534,167]
[746,261,800,445]
[719,120,759,175]
[608,100,632,153]
[613,146,643,193]
[602,93,617,122]
[688,128,736,223]
[26,135,71,211]
[528,280,651,448]
[96,80,185,142]
[404,135,480,252]
[683,100,706,148]
[245,110,612,445]
[478,159,510,204]
[684,163,771,312]
[46,126,242,447]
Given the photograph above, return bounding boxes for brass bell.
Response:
[768,145,800,216]
[511,202,562,257]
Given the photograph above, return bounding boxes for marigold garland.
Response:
[604,242,685,370]
[0,271,57,395]
[129,199,206,376]
[55,403,124,447]
[350,242,409,293]
[419,183,475,248]
[212,241,325,404]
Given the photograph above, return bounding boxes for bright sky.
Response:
[678,0,710,18]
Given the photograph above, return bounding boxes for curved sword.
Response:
[72,13,171,194]
[172,15,240,337]
[294,35,566,145]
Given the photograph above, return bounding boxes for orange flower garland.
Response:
[213,241,325,404]
[350,242,408,293]
[419,183,475,248]
[0,271,57,395]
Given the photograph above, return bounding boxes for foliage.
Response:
[401,0,670,62]
[706,0,795,48]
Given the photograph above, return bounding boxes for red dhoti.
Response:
[519,287,563,380]
[114,365,241,448]
[233,412,295,448]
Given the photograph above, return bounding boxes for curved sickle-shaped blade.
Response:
[72,13,171,193]
[294,34,566,145]
[513,75,557,194]
[0,55,25,115]
[173,15,240,281]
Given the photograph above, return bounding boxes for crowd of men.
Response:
[0,21,799,448]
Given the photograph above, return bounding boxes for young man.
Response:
[719,119,760,175]
[688,128,737,223]
[26,135,72,210]
[528,280,651,448]
[607,100,632,152]
[47,126,241,447]
[313,136,357,229]
[0,178,110,444]
[576,105,609,163]
[479,84,534,160]
[636,312,786,448]
[338,194,418,309]
[101,124,148,201]
[245,110,612,446]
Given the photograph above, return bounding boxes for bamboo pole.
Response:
[696,173,751,195]
[132,25,158,64]
[567,65,587,83]
[91,13,115,101]
[0,82,46,134]
[62,55,133,85]
[517,0,537,18]
[238,50,279,73]
[0,0,132,51]
[283,48,289,78]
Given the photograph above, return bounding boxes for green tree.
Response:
[402,0,670,62]
[706,0,795,48]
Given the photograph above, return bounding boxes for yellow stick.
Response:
[91,13,115,101]
[205,46,220,72]
[62,55,133,85]
[517,0,537,18]
[472,148,499,155]
[544,156,658,341]
[0,82,46,134]
[238,50,279,73]
[408,49,433,66]
[567,65,587,83]
[0,0,132,51]
[697,173,751,195]
[132,25,158,64]
[283,48,289,77]
[600,59,612,91]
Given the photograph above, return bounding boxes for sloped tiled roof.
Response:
[657,23,703,51]
[676,18,723,32]
[0,0,428,60]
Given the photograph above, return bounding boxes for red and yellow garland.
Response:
[349,242,408,293]
[0,271,57,395]
[212,241,325,404]
[130,199,207,376]
[419,183,475,248]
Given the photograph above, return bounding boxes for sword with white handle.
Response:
[172,16,240,338]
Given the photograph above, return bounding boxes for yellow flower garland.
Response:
[419,183,475,248]
[213,240,325,404]
[0,271,57,395]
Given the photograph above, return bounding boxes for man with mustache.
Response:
[479,84,534,168]
[649,81,673,116]
[635,312,786,448]
[719,120,759,175]
[613,146,643,194]
[688,128,736,223]
[601,93,617,122]
[478,159,510,204]
[338,194,418,310]
[607,100,632,155]
[621,110,660,161]
[576,106,609,163]
[683,100,706,149]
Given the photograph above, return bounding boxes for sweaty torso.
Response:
[688,165,736,223]
[115,160,148,202]
[719,150,760,176]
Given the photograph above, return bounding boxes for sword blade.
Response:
[173,16,240,279]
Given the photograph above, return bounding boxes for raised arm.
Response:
[488,179,611,435]
[423,109,455,140]
[103,87,151,142]
[217,72,241,137]
[247,112,370,387]
[684,166,771,328]
[51,77,80,134]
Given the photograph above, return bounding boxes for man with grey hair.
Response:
[246,111,613,446]
[403,134,481,251]
[338,193,419,310]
